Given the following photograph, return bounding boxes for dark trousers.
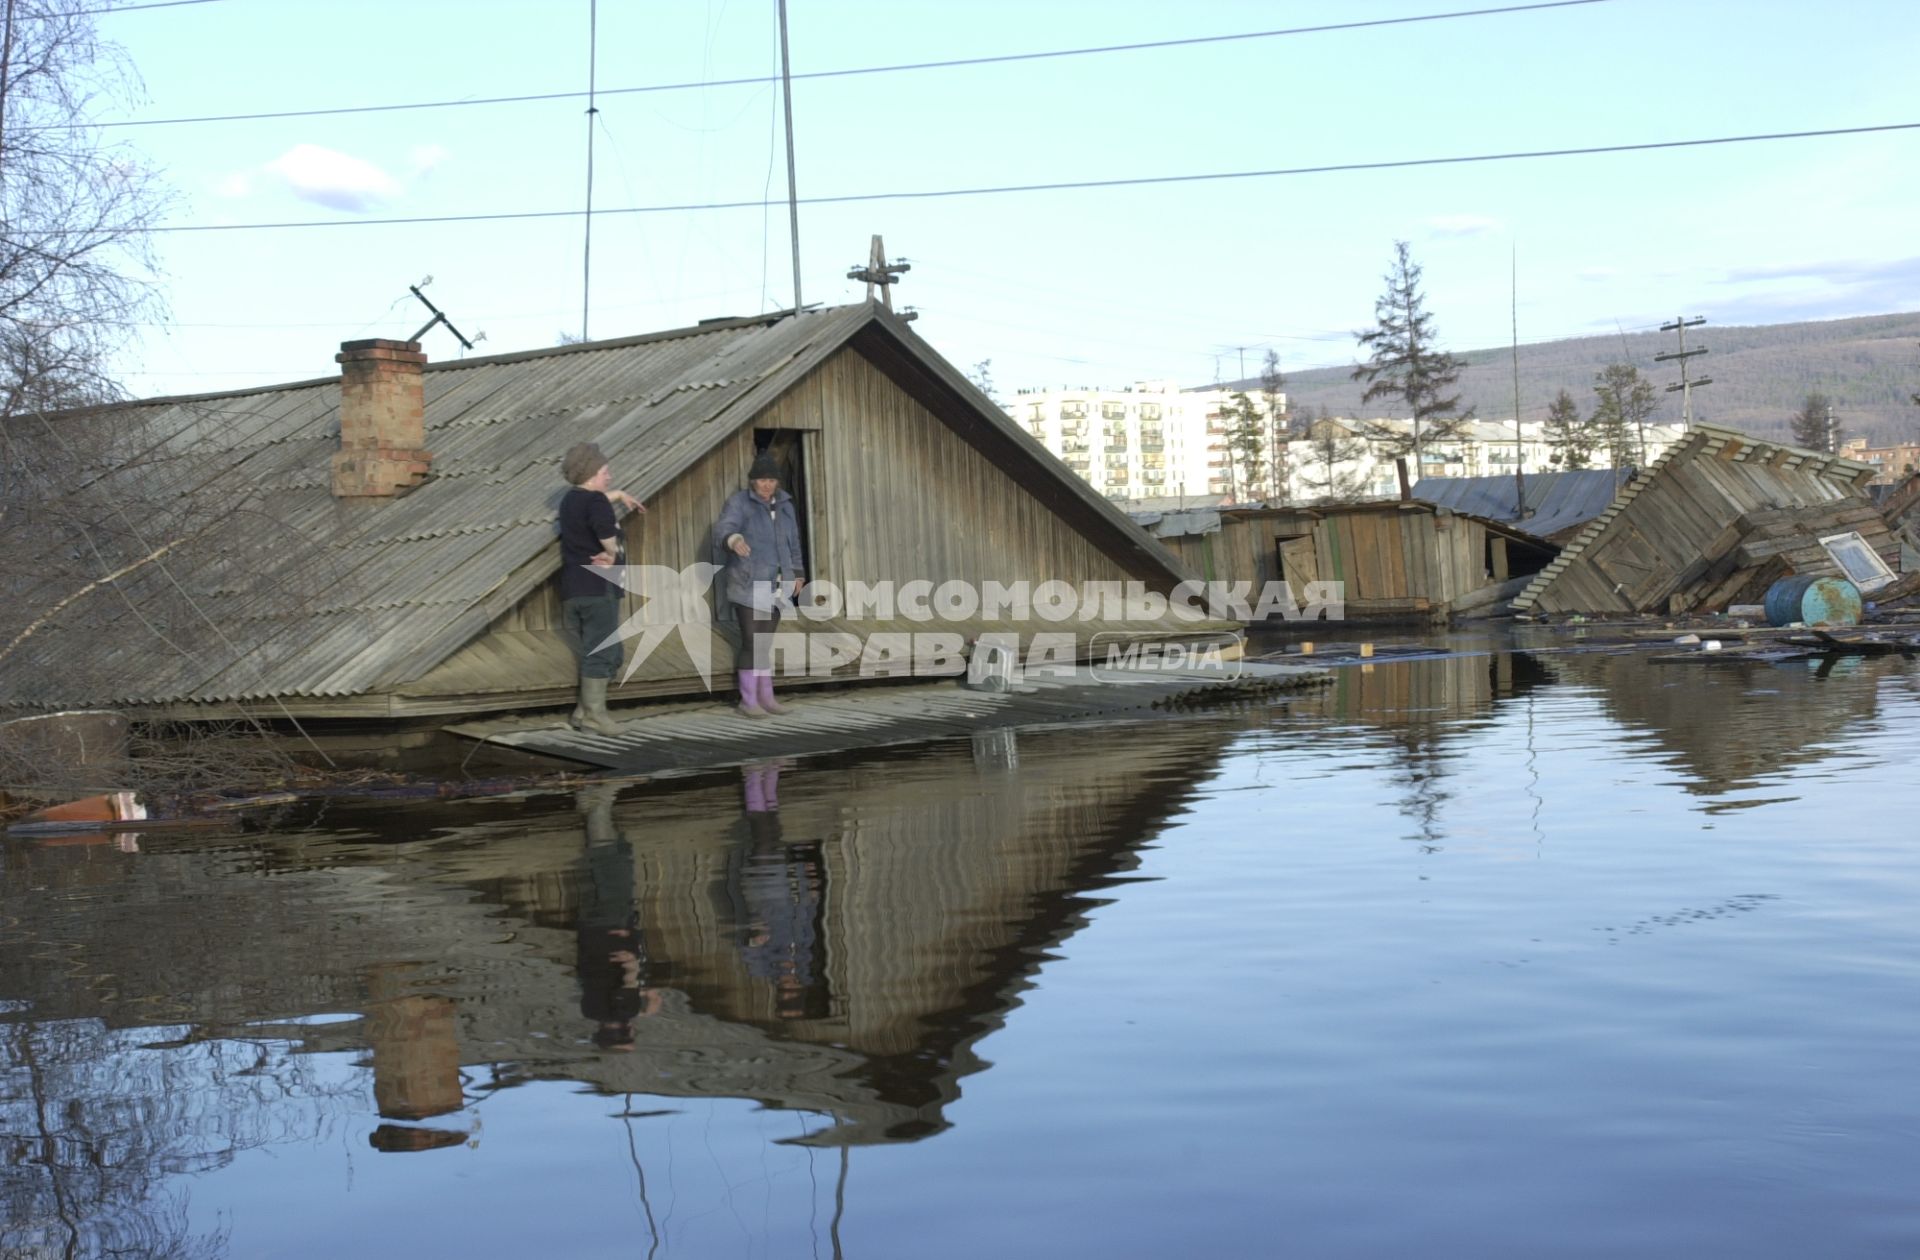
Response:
[736,605,781,672]
[562,595,624,680]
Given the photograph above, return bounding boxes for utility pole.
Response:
[846,235,909,311]
[1655,316,1712,430]
[777,0,803,314]
[1510,243,1526,519]
[1826,400,1838,454]
[580,0,599,341]
[1229,344,1254,385]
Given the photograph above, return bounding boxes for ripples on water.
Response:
[3,648,1918,1258]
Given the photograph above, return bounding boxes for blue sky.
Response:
[86,0,1920,400]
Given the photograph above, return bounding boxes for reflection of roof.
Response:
[1,726,1233,1147]
[1414,469,1629,541]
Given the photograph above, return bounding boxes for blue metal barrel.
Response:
[1764,575,1863,627]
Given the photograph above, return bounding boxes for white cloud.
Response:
[214,171,252,198]
[1425,214,1503,239]
[264,144,404,212]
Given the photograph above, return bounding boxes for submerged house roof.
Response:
[1,304,1191,713]
[1132,497,1560,550]
[1413,468,1630,542]
[1512,424,1891,615]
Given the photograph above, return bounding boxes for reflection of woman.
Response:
[730,762,832,1021]
[712,451,806,717]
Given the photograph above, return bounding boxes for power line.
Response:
[64,0,229,15]
[69,0,1614,131]
[141,120,1920,234]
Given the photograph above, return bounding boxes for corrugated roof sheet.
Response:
[1413,469,1629,542]
[0,305,1031,710]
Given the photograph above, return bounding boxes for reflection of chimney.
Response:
[331,338,432,498]
[366,993,465,1121]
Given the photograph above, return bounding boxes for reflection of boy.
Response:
[577,923,661,1051]
[574,834,662,1051]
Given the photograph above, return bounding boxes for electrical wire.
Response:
[65,0,1616,131]
[140,121,1920,233]
[50,0,229,15]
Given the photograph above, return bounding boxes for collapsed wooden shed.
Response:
[1138,500,1558,623]
[1512,424,1899,616]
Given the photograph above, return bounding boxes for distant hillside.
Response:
[1240,312,1920,446]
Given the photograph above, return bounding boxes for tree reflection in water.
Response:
[1,1017,357,1260]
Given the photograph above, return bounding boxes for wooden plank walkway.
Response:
[446,662,1326,774]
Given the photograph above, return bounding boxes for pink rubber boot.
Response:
[737,670,767,717]
[755,669,789,715]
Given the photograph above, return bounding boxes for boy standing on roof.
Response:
[559,442,646,735]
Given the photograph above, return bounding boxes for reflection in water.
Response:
[1537,650,1904,798]
[730,762,832,1023]
[0,1015,355,1259]
[1280,648,1557,847]
[1,722,1238,1185]
[3,644,1917,1257]
[573,786,662,1052]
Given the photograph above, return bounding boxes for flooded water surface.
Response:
[5,646,1920,1258]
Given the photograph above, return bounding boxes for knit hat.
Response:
[748,451,782,482]
[562,442,608,486]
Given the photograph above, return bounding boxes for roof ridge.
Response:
[27,305,870,418]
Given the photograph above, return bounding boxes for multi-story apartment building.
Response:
[1008,381,1684,505]
[1837,437,1920,486]
[1008,381,1283,502]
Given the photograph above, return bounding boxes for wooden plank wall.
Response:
[757,349,1142,590]
[1152,506,1496,618]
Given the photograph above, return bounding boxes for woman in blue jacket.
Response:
[712,451,807,716]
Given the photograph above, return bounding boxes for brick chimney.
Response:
[331,338,432,497]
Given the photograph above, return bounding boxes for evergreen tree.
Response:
[1220,391,1269,501]
[1790,391,1836,451]
[1259,349,1291,504]
[1590,363,1657,468]
[1542,388,1598,469]
[1352,240,1471,464]
[1299,408,1371,503]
